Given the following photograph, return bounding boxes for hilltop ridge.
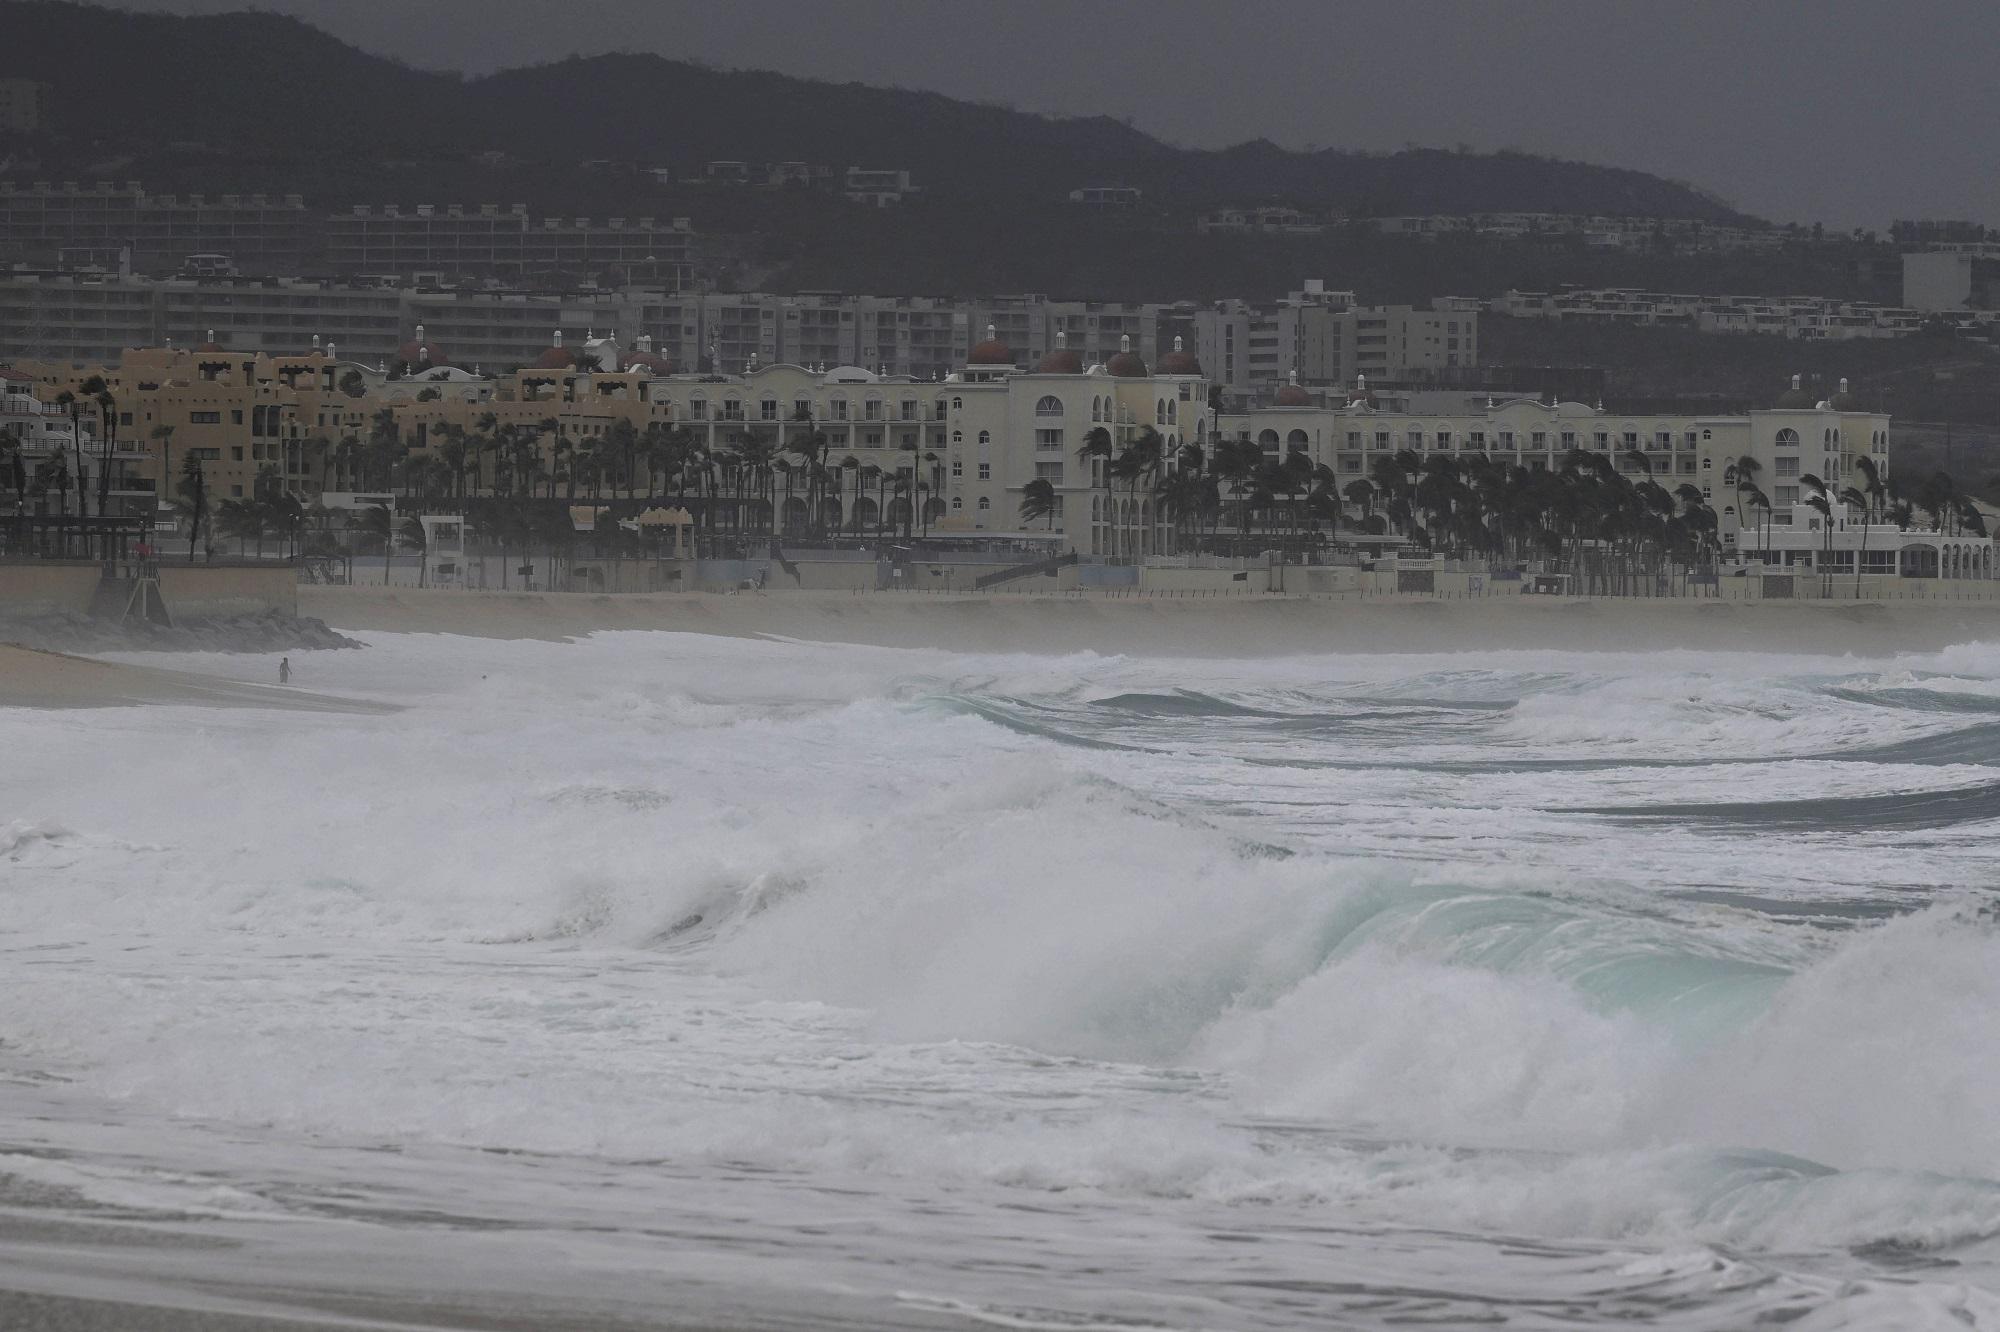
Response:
[0,1,1751,222]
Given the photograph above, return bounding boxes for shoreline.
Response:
[299,585,2000,658]
[0,644,396,712]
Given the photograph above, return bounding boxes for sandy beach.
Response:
[0,644,396,712]
[300,585,2000,658]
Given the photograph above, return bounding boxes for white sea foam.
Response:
[3,631,1999,1326]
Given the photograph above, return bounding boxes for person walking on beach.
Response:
[278,656,291,685]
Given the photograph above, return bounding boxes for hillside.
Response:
[0,1,1754,222]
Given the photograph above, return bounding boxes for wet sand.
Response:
[0,645,396,712]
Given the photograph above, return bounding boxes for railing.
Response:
[973,550,1079,590]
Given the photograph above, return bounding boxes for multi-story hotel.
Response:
[8,328,1989,581]
[1215,374,1981,575]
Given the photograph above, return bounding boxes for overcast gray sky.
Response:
[109,0,2000,228]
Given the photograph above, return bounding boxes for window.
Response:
[977,430,991,449]
[1775,457,1801,478]
[1531,431,1547,448]
[230,446,244,461]
[977,496,990,510]
[1035,461,1063,482]
[1035,429,1064,450]
[1497,432,1514,451]
[934,399,948,421]
[794,399,811,420]
[1774,428,1799,448]
[1436,431,1451,450]
[1622,431,1639,449]
[1560,431,1575,449]
[231,409,243,426]
[1375,431,1390,449]
[1776,485,1801,505]
[230,485,242,497]
[1469,431,1486,449]
[865,398,882,421]
[1406,430,1422,450]
[951,496,962,510]
[901,399,917,421]
[189,411,220,424]
[1593,431,1609,449]
[1682,431,1697,450]
[830,398,848,420]
[691,398,706,420]
[760,398,777,421]
[951,397,962,411]
[978,462,991,480]
[1347,431,1362,448]
[951,458,963,477]
[1036,395,1063,417]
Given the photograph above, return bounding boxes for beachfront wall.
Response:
[155,565,298,617]
[0,561,102,614]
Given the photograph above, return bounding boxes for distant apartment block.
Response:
[1069,186,1141,208]
[1194,281,1477,398]
[0,272,1483,386]
[1196,207,1334,235]
[0,78,46,132]
[1369,212,1784,253]
[842,169,918,207]
[0,180,311,273]
[1495,286,1927,338]
[0,271,405,364]
[324,204,693,284]
[1901,251,2000,312]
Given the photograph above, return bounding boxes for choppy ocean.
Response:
[3,631,1998,1329]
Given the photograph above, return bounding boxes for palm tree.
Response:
[1019,477,1057,530]
[177,453,208,562]
[356,503,395,584]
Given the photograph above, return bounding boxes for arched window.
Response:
[952,430,963,444]
[1091,396,1102,422]
[934,397,948,421]
[1035,395,1063,417]
[1775,428,1799,448]
[977,496,991,510]
[1156,398,1167,425]
[1168,399,1177,423]
[977,430,991,447]
[951,496,963,510]
[951,396,963,411]
[1257,429,1280,453]
[1287,429,1309,453]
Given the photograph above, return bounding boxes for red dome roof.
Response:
[1158,348,1202,375]
[1275,384,1313,406]
[1105,351,1149,377]
[530,346,577,370]
[627,351,676,374]
[968,338,1016,366]
[1037,348,1084,373]
[397,340,448,366]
